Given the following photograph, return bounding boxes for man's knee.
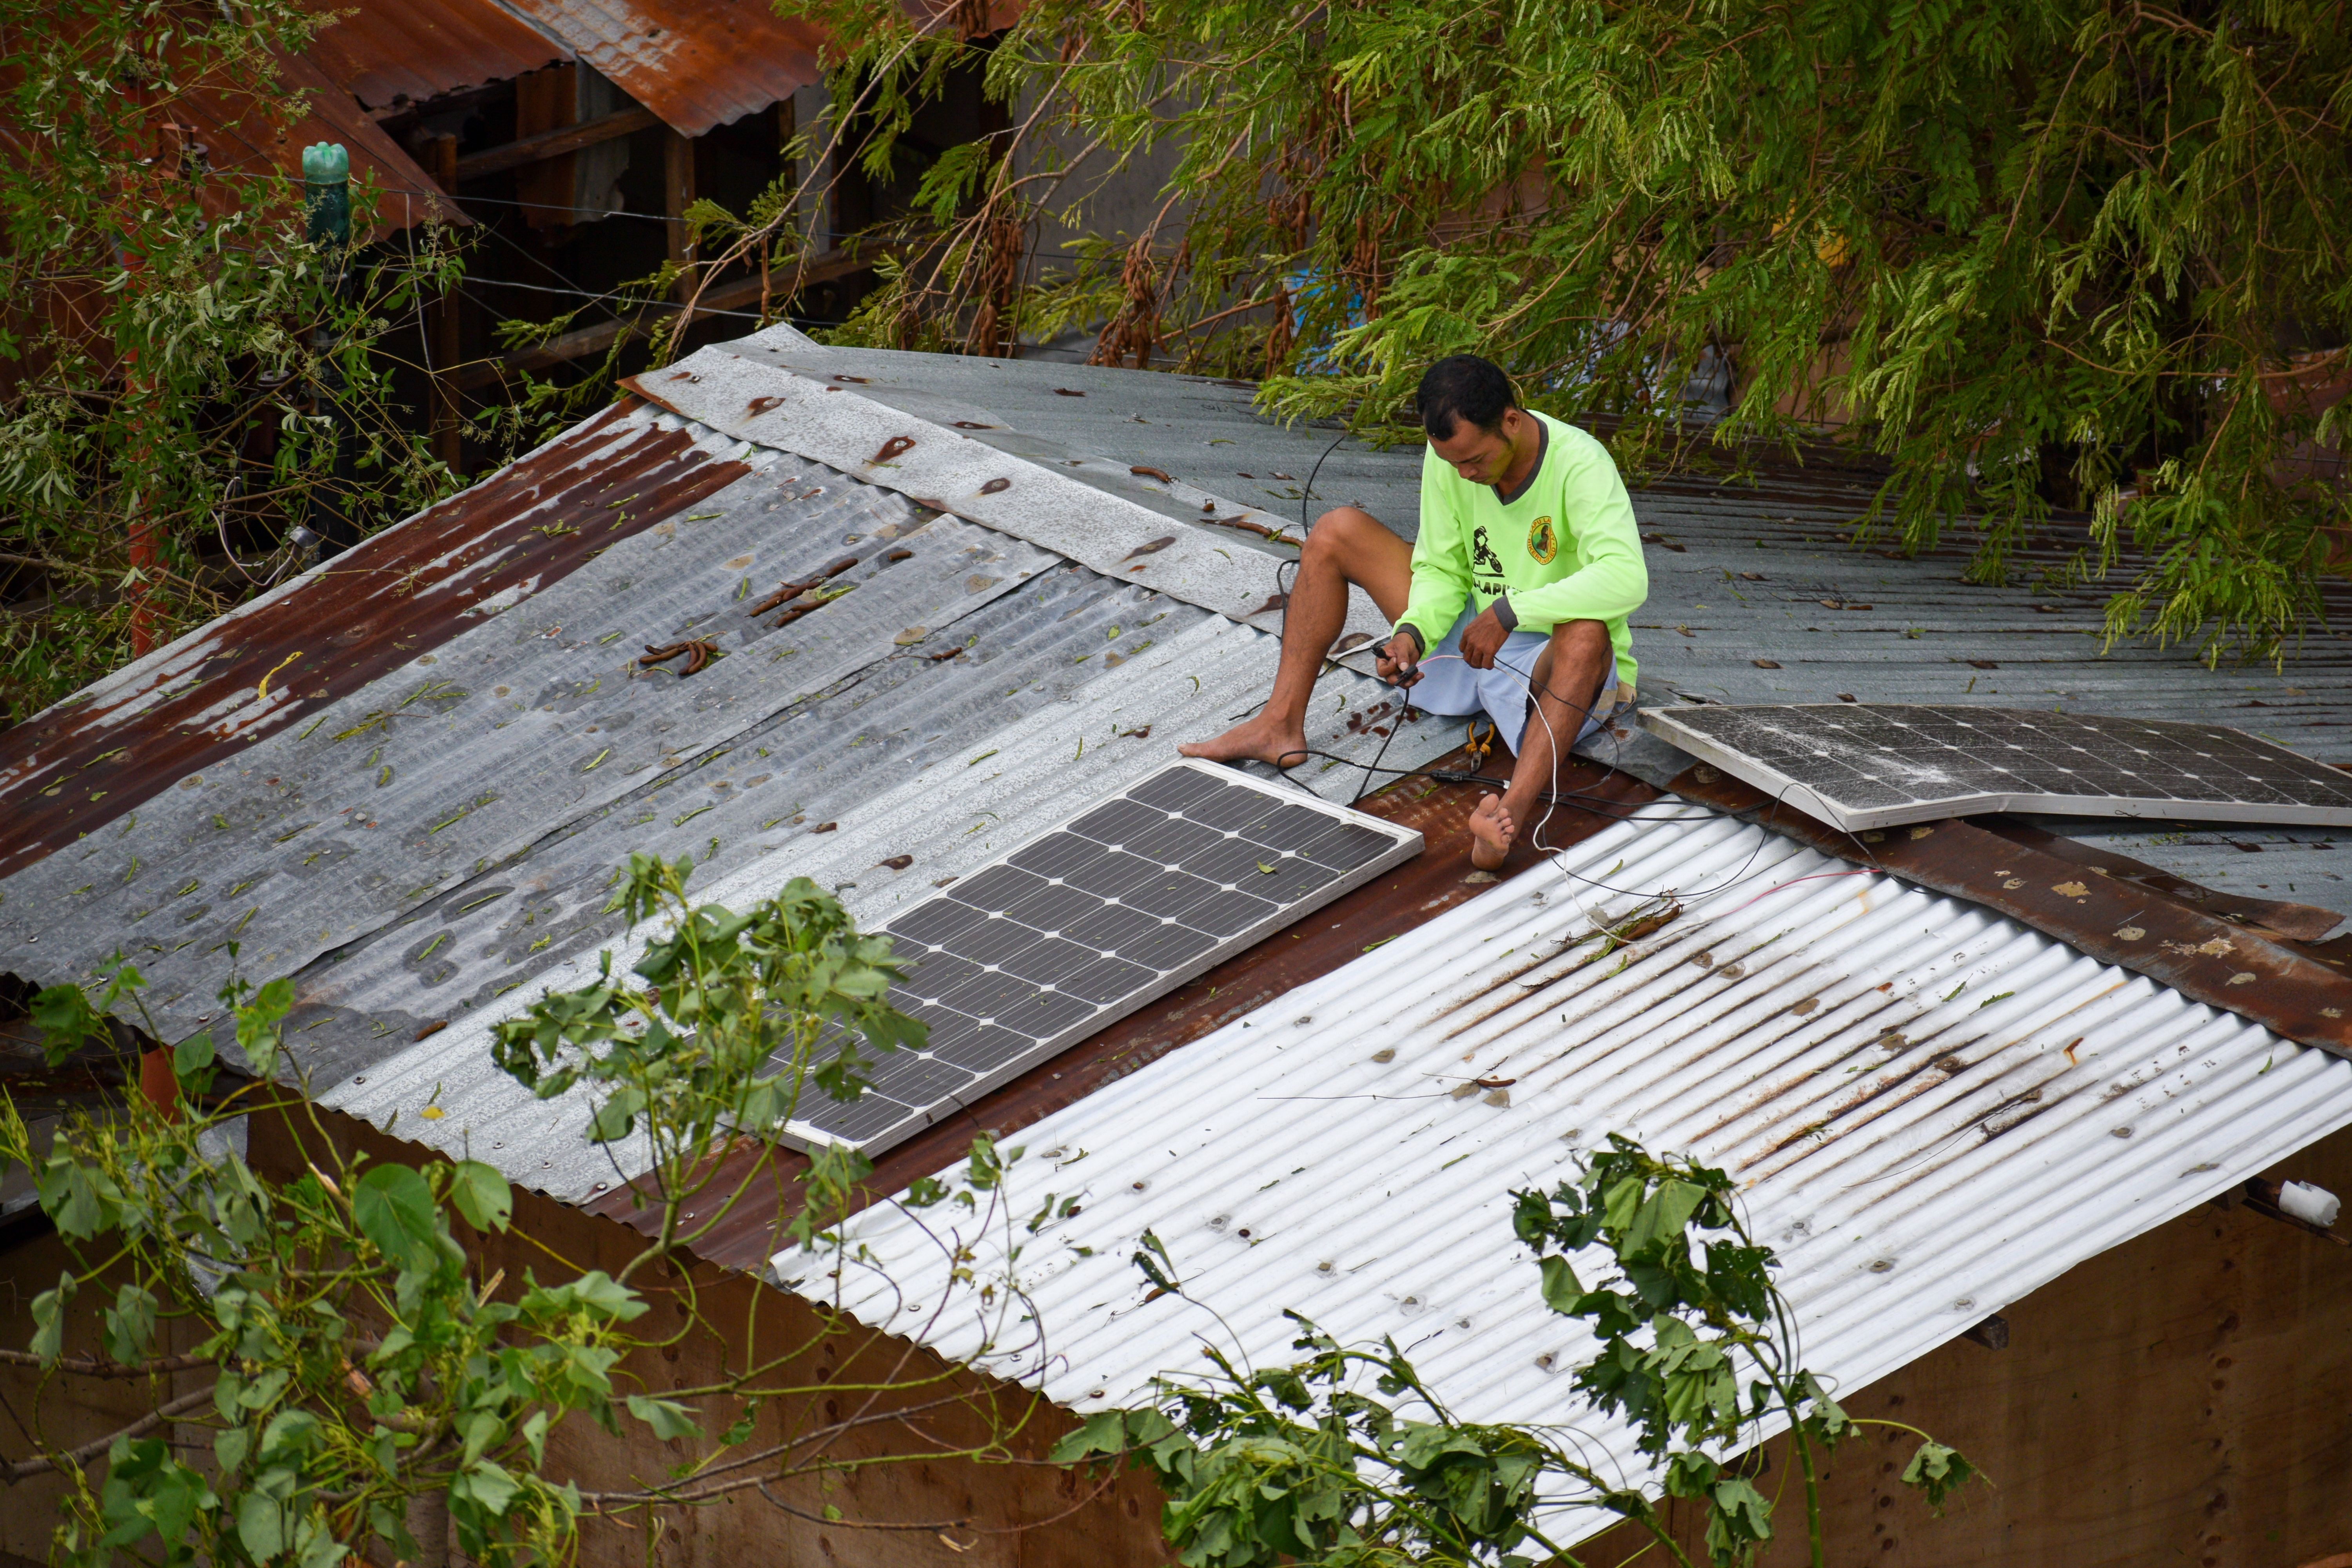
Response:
[1302,506,1383,559]
[1549,618,1611,660]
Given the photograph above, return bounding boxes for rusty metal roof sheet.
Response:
[304,0,570,111]
[140,49,472,232]
[488,0,824,136]
[792,799,2352,1537]
[0,400,745,883]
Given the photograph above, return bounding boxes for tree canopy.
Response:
[778,0,2352,661]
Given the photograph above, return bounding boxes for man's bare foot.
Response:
[1468,795,1517,870]
[1178,715,1312,769]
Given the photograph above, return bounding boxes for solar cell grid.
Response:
[772,760,1421,1155]
[1645,703,2352,831]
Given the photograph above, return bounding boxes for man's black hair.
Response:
[1418,354,1517,441]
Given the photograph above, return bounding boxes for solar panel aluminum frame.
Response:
[775,760,1423,1156]
[1641,704,2352,833]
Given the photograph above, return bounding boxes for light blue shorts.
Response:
[1405,604,1630,755]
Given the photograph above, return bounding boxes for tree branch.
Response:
[4,1385,215,1484]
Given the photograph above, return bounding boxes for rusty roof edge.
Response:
[1672,766,2352,1053]
[0,399,648,744]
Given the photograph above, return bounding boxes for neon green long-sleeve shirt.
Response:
[1396,413,1648,687]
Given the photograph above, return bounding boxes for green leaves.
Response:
[38,1152,125,1240]
[349,1164,441,1272]
[32,978,105,1066]
[624,1394,702,1442]
[1901,1440,1978,1511]
[1536,1254,1584,1314]
[104,1283,158,1364]
[449,1160,513,1233]
[234,977,294,1080]
[519,1269,648,1325]
[494,860,926,1227]
[30,1271,73,1363]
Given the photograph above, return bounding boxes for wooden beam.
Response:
[453,105,659,181]
[456,243,886,390]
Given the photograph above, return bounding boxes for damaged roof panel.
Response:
[0,423,1067,1046]
[304,0,571,111]
[491,0,825,136]
[277,561,1210,1089]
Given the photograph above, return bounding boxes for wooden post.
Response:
[426,133,462,474]
[663,129,695,307]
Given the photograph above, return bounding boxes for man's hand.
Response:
[1458,605,1509,670]
[1374,630,1422,688]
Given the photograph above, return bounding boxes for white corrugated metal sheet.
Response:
[782,801,2352,1527]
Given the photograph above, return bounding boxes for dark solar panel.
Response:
[1644,705,2352,833]
[775,760,1422,1155]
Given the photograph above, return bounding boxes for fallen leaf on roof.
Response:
[1753,658,1781,669]
[878,855,913,871]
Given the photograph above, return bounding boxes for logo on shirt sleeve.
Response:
[1527,514,1558,565]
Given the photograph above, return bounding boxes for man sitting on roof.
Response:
[1181,354,1647,870]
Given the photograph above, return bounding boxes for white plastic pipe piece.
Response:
[2279,1180,2341,1229]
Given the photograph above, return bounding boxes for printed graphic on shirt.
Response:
[1527,514,1558,565]
[1471,524,1506,580]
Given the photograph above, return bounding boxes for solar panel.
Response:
[1643,704,2352,833]
[777,760,1422,1154]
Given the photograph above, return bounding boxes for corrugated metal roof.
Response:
[0,401,747,882]
[305,611,1459,1202]
[304,0,570,111]
[0,421,1084,1049]
[489,0,824,136]
[9,322,2352,1234]
[786,799,2352,1534]
[630,345,1399,653]
[276,561,1213,1083]
[696,329,2352,907]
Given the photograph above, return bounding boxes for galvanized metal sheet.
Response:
[0,442,1056,1048]
[310,612,1461,1204]
[628,341,1399,655]
[735,328,1420,543]
[279,563,1214,1086]
[490,0,824,136]
[784,802,2352,1537]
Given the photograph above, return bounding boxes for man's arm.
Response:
[1497,440,1646,633]
[1392,454,1473,657]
